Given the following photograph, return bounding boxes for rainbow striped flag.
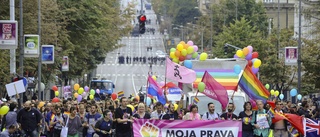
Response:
[193,97,199,104]
[238,65,270,102]
[118,91,124,98]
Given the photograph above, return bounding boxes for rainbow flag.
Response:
[193,97,199,104]
[118,91,124,98]
[194,69,239,90]
[238,65,270,102]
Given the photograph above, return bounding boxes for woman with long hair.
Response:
[67,107,82,137]
[184,104,201,120]
[238,101,254,137]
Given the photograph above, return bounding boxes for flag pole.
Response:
[146,76,149,105]
[164,57,168,103]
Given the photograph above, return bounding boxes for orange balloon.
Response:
[243,47,249,56]
[175,50,181,57]
[183,44,189,49]
[179,41,186,45]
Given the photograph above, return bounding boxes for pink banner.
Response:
[133,119,242,137]
[166,58,196,83]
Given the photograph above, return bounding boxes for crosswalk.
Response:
[96,73,165,78]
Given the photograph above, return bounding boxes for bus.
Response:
[90,79,115,95]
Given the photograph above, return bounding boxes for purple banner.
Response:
[133,119,242,137]
[0,20,18,49]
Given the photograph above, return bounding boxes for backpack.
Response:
[206,112,220,119]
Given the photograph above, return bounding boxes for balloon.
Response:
[52,86,58,91]
[198,82,205,92]
[177,44,184,51]
[179,56,185,61]
[159,81,165,87]
[38,101,45,108]
[199,53,208,61]
[236,50,244,58]
[290,88,298,97]
[179,41,186,45]
[82,92,87,97]
[247,45,253,53]
[55,91,59,97]
[252,52,259,58]
[253,59,262,68]
[152,75,157,81]
[175,50,181,57]
[187,46,194,54]
[248,60,253,67]
[111,93,117,100]
[77,95,82,102]
[170,48,176,52]
[193,46,198,52]
[234,54,239,58]
[245,53,252,60]
[184,60,192,69]
[74,93,79,98]
[186,54,192,59]
[187,41,194,46]
[183,44,189,49]
[265,84,270,90]
[170,52,176,58]
[181,49,187,56]
[279,94,284,100]
[172,58,179,63]
[192,52,198,58]
[135,96,140,102]
[127,105,135,112]
[89,95,94,100]
[274,90,279,97]
[145,97,152,106]
[96,89,100,94]
[243,47,249,55]
[233,65,241,74]
[84,86,89,92]
[0,106,9,115]
[174,103,178,111]
[297,94,302,100]
[74,84,80,91]
[270,90,275,95]
[78,87,84,94]
[90,89,95,95]
[252,67,259,74]
[52,97,60,103]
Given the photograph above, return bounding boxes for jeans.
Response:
[243,131,254,137]
[86,133,94,137]
[21,129,39,137]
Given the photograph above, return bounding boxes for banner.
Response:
[42,45,54,64]
[167,87,182,101]
[24,34,40,57]
[166,57,196,83]
[61,56,69,71]
[0,20,18,49]
[285,47,298,65]
[133,119,242,137]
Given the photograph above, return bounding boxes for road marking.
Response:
[117,74,121,76]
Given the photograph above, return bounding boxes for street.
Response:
[96,0,166,97]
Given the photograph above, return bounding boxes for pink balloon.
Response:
[82,92,87,97]
[159,81,165,87]
[193,46,198,52]
[96,89,100,94]
[247,46,253,53]
[187,41,194,46]
[186,54,192,59]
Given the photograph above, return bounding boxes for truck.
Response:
[182,58,248,115]
[90,79,115,95]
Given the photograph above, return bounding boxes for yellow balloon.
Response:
[172,58,179,63]
[199,53,208,61]
[274,90,280,97]
[253,59,262,68]
[78,87,84,94]
[74,84,80,91]
[152,75,157,81]
[174,103,178,111]
[181,49,187,56]
[187,46,194,54]
[74,93,79,98]
[270,90,275,95]
[236,50,244,58]
[0,106,9,115]
[177,44,184,51]
[170,52,176,58]
[55,91,59,97]
[179,41,186,45]
[89,94,94,100]
[38,101,45,108]
[127,104,135,112]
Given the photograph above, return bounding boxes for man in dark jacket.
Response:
[17,101,43,137]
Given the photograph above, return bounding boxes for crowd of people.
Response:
[0,93,319,137]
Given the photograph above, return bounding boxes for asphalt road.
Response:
[96,0,166,97]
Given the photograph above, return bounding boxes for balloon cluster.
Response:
[270,89,280,97]
[52,86,59,97]
[290,88,302,100]
[234,45,261,74]
[169,41,208,64]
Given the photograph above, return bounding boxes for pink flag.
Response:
[201,71,229,109]
[166,58,196,83]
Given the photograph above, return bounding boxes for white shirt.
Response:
[150,110,164,119]
[202,112,220,120]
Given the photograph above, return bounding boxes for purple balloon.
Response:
[96,89,100,94]
[84,86,89,92]
[234,54,239,58]
[247,46,253,53]
[252,67,259,74]
[187,41,194,46]
[245,53,252,60]
[193,46,198,52]
[77,95,82,102]
[186,54,192,59]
